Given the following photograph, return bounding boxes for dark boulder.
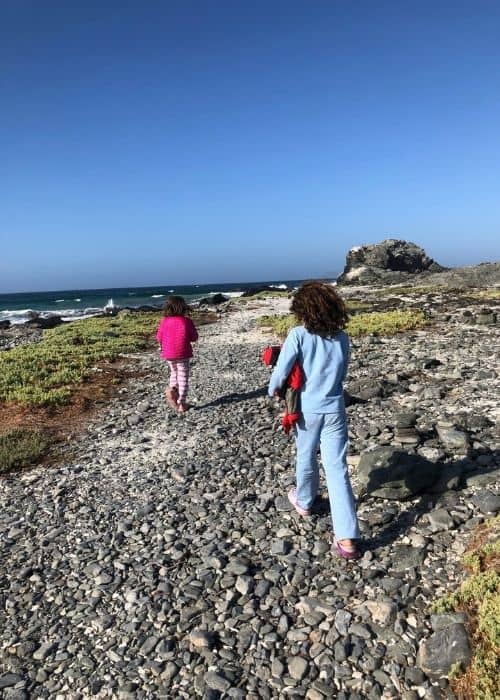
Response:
[417,623,471,676]
[134,305,161,312]
[356,446,439,499]
[0,320,11,330]
[197,293,229,306]
[28,315,64,329]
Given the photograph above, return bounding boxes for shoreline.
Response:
[0,281,300,327]
[0,290,499,698]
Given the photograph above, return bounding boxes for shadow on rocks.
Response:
[195,386,268,410]
[360,447,500,551]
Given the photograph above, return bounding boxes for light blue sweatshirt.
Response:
[267,326,349,414]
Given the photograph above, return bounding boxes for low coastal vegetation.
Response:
[0,311,215,408]
[0,310,216,474]
[257,308,428,338]
[432,516,500,700]
[0,428,51,474]
[0,313,160,407]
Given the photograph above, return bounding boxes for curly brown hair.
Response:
[163,295,190,317]
[291,281,348,336]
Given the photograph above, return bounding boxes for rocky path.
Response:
[1,299,499,700]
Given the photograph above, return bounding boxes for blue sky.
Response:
[1,0,499,292]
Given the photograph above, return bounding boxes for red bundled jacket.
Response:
[262,345,303,433]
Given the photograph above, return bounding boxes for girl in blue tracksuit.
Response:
[268,280,360,559]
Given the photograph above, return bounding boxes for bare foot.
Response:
[177,402,188,413]
[165,387,178,408]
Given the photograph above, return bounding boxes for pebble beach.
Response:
[1,290,499,699]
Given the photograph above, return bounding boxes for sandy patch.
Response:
[202,297,291,346]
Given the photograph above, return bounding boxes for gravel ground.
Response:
[1,296,499,699]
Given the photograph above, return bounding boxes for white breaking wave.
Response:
[0,309,38,325]
[61,309,102,322]
[151,294,165,298]
[55,299,65,302]
[0,306,107,325]
[269,284,288,289]
[219,291,244,298]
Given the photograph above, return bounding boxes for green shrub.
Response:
[257,309,428,339]
[0,313,161,407]
[348,309,428,336]
[432,516,500,700]
[0,428,51,474]
[256,314,298,336]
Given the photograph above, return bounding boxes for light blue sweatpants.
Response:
[295,412,360,540]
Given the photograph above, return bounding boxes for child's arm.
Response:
[268,329,300,397]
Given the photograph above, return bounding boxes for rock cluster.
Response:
[0,294,498,699]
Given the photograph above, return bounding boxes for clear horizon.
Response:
[0,276,318,296]
[2,1,500,293]
[2,247,498,297]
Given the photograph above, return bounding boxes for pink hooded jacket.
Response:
[156,316,198,360]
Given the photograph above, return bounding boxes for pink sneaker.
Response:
[287,488,311,517]
[332,538,361,560]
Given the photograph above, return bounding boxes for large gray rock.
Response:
[417,623,471,676]
[337,239,445,285]
[356,447,439,499]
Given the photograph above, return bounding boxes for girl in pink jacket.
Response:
[156,296,198,412]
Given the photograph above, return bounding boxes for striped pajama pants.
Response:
[167,359,190,402]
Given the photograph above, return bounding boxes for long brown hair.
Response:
[163,295,190,317]
[291,281,348,336]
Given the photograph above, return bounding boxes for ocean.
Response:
[0,279,313,325]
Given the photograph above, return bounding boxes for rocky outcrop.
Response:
[417,261,500,288]
[337,239,446,286]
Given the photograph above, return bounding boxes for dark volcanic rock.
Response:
[27,314,64,329]
[337,239,446,285]
[196,293,229,305]
[417,624,471,676]
[356,447,439,499]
